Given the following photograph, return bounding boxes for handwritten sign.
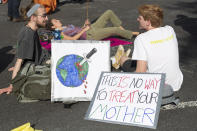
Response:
[51,40,110,102]
[85,72,165,129]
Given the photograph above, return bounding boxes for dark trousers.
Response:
[8,0,21,18]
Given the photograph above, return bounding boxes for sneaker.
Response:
[111,45,124,69]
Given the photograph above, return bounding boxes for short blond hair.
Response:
[138,4,163,27]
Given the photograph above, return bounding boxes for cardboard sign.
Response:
[85,72,165,129]
[51,40,110,102]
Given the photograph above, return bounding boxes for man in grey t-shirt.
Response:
[0,4,48,95]
[17,26,42,66]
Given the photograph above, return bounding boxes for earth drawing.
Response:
[56,54,89,87]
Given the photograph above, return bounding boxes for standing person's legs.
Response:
[8,0,14,20]
[91,10,122,28]
[12,0,21,19]
[87,27,132,40]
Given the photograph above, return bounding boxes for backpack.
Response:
[11,63,51,103]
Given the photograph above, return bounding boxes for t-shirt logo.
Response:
[150,35,174,44]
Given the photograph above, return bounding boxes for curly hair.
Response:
[138,4,163,28]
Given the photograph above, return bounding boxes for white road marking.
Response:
[161,101,197,110]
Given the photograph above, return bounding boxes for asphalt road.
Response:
[0,0,197,131]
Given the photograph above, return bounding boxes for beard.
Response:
[37,22,46,28]
[37,20,47,28]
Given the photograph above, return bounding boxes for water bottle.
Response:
[53,29,61,40]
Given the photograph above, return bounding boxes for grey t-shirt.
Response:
[16,26,42,65]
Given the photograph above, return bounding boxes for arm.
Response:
[135,60,147,73]
[83,19,91,27]
[12,59,23,79]
[61,26,90,40]
[81,19,91,28]
[0,58,23,95]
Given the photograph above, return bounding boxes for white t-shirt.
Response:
[132,25,183,91]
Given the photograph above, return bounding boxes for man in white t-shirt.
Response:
[119,4,183,105]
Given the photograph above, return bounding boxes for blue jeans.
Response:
[8,0,21,18]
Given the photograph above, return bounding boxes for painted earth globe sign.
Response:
[56,54,89,87]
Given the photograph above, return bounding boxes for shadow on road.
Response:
[175,15,197,36]
[164,1,197,59]
[0,46,15,73]
[174,14,197,59]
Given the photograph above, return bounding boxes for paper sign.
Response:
[85,72,165,129]
[51,40,110,102]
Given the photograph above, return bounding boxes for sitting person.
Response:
[46,10,139,40]
[116,4,183,106]
[0,4,50,101]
